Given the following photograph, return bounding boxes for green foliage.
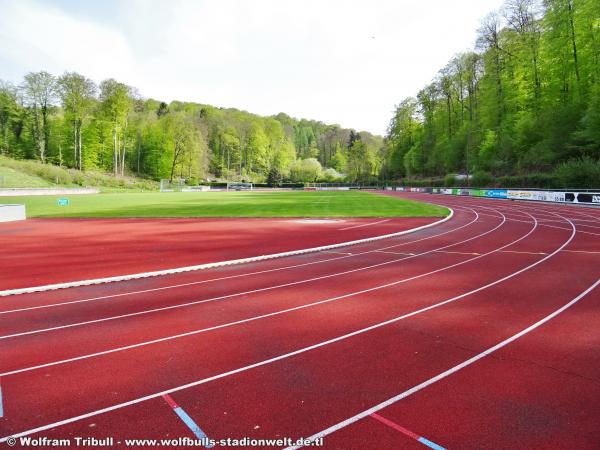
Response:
[266,166,283,186]
[471,170,493,187]
[444,174,458,186]
[385,0,600,188]
[554,156,600,188]
[1,72,384,185]
[321,167,344,182]
[0,155,158,190]
[289,158,322,182]
[403,143,424,177]
[329,144,348,173]
[478,130,498,172]
[494,173,559,188]
[575,84,600,154]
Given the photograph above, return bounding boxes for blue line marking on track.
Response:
[0,380,4,418]
[418,436,446,450]
[173,406,214,448]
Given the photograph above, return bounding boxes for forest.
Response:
[385,0,600,187]
[1,0,599,188]
[0,73,383,185]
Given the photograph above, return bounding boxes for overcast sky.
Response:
[0,0,505,135]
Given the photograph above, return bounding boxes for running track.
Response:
[1,192,599,449]
[0,217,437,291]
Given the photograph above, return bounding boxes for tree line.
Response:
[2,0,597,188]
[385,0,600,185]
[0,73,384,184]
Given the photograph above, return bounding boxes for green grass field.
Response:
[3,191,448,218]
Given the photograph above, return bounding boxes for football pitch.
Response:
[6,190,449,218]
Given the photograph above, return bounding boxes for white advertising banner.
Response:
[507,190,566,202]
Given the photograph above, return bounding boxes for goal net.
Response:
[160,179,185,192]
[226,182,253,191]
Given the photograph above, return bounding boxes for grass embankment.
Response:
[0,165,55,188]
[0,155,158,191]
[6,191,448,218]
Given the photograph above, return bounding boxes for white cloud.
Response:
[0,0,505,134]
[0,0,135,80]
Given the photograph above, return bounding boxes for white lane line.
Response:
[320,251,353,256]
[520,203,600,222]
[490,210,575,233]
[435,250,480,256]
[501,250,547,255]
[537,219,600,230]
[561,250,600,255]
[0,210,531,375]
[0,209,476,316]
[0,213,452,297]
[375,250,415,256]
[453,205,583,234]
[501,204,600,228]
[452,209,540,226]
[339,219,391,231]
[288,277,599,449]
[0,209,575,443]
[541,223,600,236]
[1,211,501,339]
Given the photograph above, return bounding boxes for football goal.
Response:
[226,182,253,191]
[160,179,185,192]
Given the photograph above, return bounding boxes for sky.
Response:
[0,0,505,135]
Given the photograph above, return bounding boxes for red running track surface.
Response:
[0,217,438,290]
[1,192,599,450]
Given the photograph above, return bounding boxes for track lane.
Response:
[2,206,589,448]
[0,209,498,339]
[2,195,597,448]
[0,208,520,373]
[0,209,473,313]
[1,205,572,442]
[0,217,442,291]
[0,213,486,334]
[319,282,600,450]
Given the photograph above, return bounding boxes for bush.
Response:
[444,174,457,186]
[495,173,559,189]
[471,171,493,187]
[289,158,322,182]
[399,178,445,187]
[320,168,345,182]
[554,157,600,189]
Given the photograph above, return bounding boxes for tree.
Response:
[57,72,96,169]
[289,158,322,182]
[164,113,203,182]
[0,81,21,156]
[387,98,419,178]
[330,142,348,173]
[99,79,132,176]
[157,102,169,117]
[21,71,56,163]
[266,166,283,186]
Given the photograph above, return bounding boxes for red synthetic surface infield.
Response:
[0,217,437,291]
[1,193,599,450]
